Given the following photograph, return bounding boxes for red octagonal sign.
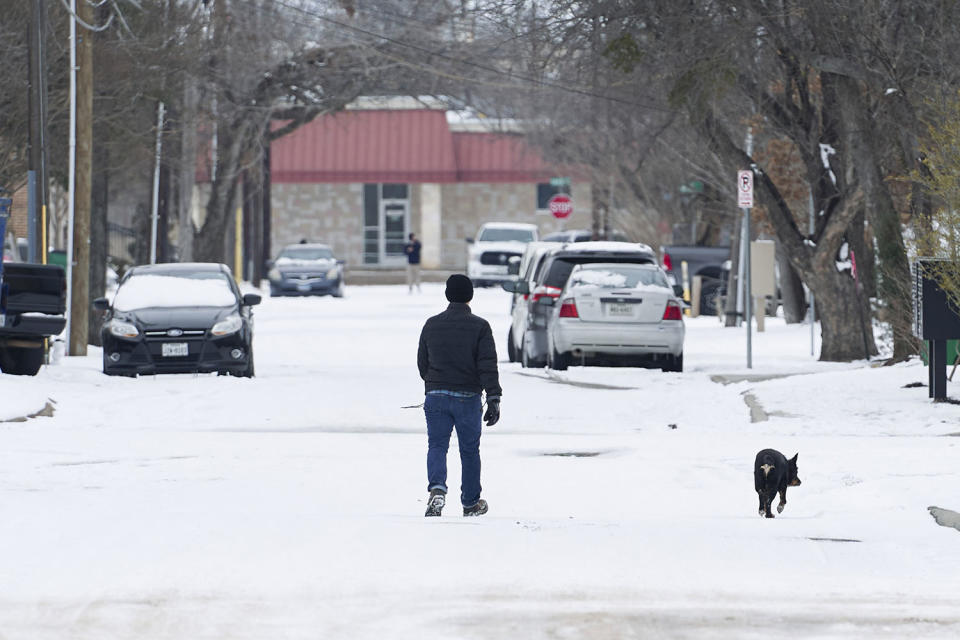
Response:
[548,193,573,219]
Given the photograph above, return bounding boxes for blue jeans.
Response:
[424,393,483,507]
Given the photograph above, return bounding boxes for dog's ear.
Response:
[790,453,798,463]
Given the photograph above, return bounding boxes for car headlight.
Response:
[108,319,139,338]
[211,315,243,336]
[268,267,281,281]
[326,266,340,279]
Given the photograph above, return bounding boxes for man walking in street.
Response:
[417,274,501,517]
[404,232,422,293]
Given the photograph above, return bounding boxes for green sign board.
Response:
[549,177,571,187]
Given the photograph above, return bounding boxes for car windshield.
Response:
[113,273,237,311]
[277,247,334,261]
[478,228,535,242]
[570,266,669,289]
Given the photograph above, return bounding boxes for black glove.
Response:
[483,397,500,427]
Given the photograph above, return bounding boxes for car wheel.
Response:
[662,352,683,373]
[241,349,255,378]
[520,335,530,368]
[549,345,569,371]
[0,345,45,376]
[333,280,344,298]
[507,328,517,362]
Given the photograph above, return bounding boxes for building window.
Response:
[536,183,571,210]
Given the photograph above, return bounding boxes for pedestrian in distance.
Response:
[404,232,422,293]
[417,274,502,517]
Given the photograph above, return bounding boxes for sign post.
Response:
[738,170,754,368]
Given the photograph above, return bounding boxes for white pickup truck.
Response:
[466,222,538,287]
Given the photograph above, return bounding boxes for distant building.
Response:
[269,99,591,269]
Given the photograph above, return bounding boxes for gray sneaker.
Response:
[424,489,446,517]
[463,499,488,517]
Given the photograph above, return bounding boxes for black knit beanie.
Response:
[445,274,474,303]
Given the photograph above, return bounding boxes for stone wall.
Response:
[271,183,363,262]
[271,181,593,269]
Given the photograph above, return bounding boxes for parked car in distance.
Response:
[502,241,657,368]
[466,222,538,287]
[660,244,731,315]
[541,229,631,243]
[544,263,685,372]
[94,263,260,377]
[268,243,345,297]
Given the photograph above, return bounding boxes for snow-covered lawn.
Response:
[2,284,959,639]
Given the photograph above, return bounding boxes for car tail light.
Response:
[662,251,673,272]
[558,298,579,318]
[531,285,562,302]
[662,300,682,321]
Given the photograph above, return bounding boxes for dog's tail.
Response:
[760,463,775,477]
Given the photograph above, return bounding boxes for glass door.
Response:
[380,200,409,265]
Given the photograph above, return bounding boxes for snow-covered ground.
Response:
[2,284,959,639]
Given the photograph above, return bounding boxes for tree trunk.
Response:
[177,76,198,262]
[723,212,742,327]
[88,137,107,347]
[833,74,914,359]
[777,241,806,323]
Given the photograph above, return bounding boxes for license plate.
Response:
[606,303,634,317]
[297,282,312,292]
[161,342,188,357]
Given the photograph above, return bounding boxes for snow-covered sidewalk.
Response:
[1,284,958,639]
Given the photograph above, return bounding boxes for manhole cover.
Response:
[542,451,602,458]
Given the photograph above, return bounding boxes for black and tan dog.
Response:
[754,449,801,518]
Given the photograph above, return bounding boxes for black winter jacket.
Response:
[418,303,502,397]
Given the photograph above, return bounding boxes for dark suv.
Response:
[502,242,657,367]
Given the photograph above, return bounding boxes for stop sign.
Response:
[548,193,573,219]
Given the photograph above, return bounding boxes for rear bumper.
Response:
[0,313,67,340]
[552,319,684,356]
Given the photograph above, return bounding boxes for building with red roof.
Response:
[269,100,591,269]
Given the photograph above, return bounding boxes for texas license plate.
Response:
[161,342,188,357]
[606,303,634,316]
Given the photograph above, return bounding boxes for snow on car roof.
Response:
[282,243,332,251]
[556,241,654,253]
[479,222,538,230]
[114,273,237,311]
[131,262,227,274]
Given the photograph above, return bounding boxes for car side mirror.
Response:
[337,259,345,266]
[243,293,262,307]
[673,285,684,297]
[93,297,110,311]
[538,296,556,307]
[265,259,274,269]
[507,256,521,275]
[465,237,474,244]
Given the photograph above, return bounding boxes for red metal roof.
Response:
[270,110,458,183]
[269,110,564,184]
[452,132,555,182]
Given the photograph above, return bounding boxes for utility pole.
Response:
[27,0,49,264]
[69,0,94,356]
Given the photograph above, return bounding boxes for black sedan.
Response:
[267,243,344,297]
[94,263,260,377]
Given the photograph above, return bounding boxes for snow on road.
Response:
[2,284,959,639]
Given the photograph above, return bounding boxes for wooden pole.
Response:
[69,0,93,356]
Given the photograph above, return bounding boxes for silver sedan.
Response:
[544,263,685,372]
